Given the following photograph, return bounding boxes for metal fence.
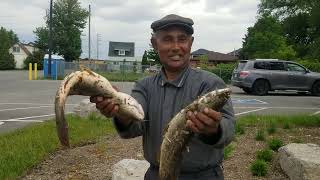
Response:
[64,62,161,75]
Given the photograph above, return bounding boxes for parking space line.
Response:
[311,111,320,116]
[234,106,320,110]
[253,99,268,104]
[0,105,53,112]
[235,107,269,116]
[0,103,76,105]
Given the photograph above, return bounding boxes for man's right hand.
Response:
[90,96,119,117]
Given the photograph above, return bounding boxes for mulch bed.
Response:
[22,127,320,180]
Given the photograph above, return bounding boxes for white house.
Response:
[9,42,39,69]
[107,41,142,65]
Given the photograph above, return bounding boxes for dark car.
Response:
[231,59,320,96]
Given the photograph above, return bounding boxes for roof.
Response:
[208,51,238,62]
[227,48,242,56]
[191,48,210,56]
[17,43,32,56]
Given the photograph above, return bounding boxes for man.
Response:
[91,14,235,180]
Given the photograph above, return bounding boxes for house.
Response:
[191,48,238,66]
[227,48,242,57]
[107,41,141,65]
[9,42,39,69]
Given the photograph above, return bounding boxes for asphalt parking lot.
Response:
[0,70,319,134]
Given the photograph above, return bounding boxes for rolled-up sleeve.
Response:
[113,79,148,139]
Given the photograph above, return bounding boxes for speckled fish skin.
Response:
[54,68,144,147]
[159,88,231,180]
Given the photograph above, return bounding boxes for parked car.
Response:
[231,59,320,96]
[145,66,160,73]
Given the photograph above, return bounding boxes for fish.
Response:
[54,67,144,147]
[159,88,231,180]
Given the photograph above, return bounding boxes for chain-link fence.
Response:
[62,62,233,83]
[64,62,161,75]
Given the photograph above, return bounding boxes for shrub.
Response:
[267,121,277,134]
[23,50,45,70]
[250,159,268,176]
[255,129,265,141]
[235,124,245,135]
[256,149,273,162]
[268,138,284,151]
[283,122,291,129]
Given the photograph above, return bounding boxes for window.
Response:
[286,63,306,72]
[254,61,269,69]
[118,49,126,56]
[13,46,20,53]
[269,62,285,70]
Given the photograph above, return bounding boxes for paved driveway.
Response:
[0,70,319,134]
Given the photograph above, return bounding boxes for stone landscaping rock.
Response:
[279,143,320,180]
[112,159,149,180]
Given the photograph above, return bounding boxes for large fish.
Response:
[159,88,231,180]
[54,67,144,147]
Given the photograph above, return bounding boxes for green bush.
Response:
[250,159,268,176]
[23,50,45,70]
[255,129,266,141]
[202,63,236,84]
[282,121,291,129]
[256,149,273,162]
[268,138,284,151]
[296,59,320,73]
[267,121,277,134]
[235,124,245,135]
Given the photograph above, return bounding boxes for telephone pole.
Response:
[96,33,101,60]
[48,0,53,78]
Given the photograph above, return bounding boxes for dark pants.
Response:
[144,164,224,180]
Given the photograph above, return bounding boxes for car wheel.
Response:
[311,81,320,96]
[242,87,252,94]
[252,79,269,96]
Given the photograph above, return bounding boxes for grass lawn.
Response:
[0,114,114,179]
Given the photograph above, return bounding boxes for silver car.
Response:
[231,59,320,96]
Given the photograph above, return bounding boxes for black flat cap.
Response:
[151,14,194,34]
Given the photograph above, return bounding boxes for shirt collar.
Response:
[159,65,191,87]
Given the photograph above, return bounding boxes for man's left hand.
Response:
[186,108,222,135]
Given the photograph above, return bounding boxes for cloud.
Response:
[0,0,259,58]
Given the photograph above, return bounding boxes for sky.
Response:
[0,0,260,60]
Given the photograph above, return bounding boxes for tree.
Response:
[34,0,89,61]
[241,14,296,60]
[0,27,18,70]
[147,48,160,65]
[258,0,320,59]
[23,50,46,70]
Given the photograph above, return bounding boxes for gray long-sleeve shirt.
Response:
[113,66,235,172]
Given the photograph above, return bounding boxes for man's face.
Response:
[152,26,193,72]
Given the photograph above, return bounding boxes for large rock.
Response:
[73,98,99,117]
[112,159,149,180]
[279,143,320,180]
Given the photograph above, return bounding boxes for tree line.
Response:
[1,0,319,70]
[240,0,320,61]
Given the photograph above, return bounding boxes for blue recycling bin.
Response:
[43,54,65,79]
